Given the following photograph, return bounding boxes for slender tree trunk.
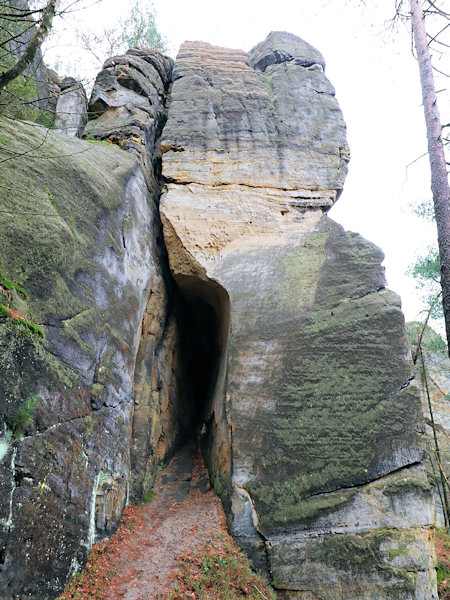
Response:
[409,0,450,356]
[0,0,60,89]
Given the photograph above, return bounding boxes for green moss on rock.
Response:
[307,529,416,593]
[0,116,137,323]
[223,217,422,536]
[382,476,431,497]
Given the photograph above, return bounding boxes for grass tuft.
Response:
[166,535,276,600]
[13,394,38,438]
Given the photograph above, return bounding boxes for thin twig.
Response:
[424,0,450,19]
[427,22,450,46]
[421,349,450,524]
[431,64,450,77]
[412,291,442,365]
[406,150,429,176]
[430,443,450,491]
[254,585,269,600]
[427,439,449,527]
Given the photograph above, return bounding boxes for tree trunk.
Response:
[409,0,450,356]
[0,0,59,89]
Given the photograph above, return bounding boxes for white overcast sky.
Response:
[44,0,450,326]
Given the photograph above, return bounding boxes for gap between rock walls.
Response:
[104,61,235,515]
[0,34,440,600]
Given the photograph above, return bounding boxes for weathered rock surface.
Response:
[160,33,438,599]
[54,77,87,137]
[161,37,348,210]
[85,47,173,189]
[407,323,450,529]
[83,47,192,504]
[0,31,439,600]
[0,117,154,597]
[0,47,183,598]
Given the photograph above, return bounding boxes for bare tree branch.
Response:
[427,22,450,46]
[0,0,60,89]
[424,0,450,20]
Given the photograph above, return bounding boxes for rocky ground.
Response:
[58,444,276,600]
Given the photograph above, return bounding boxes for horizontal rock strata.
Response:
[0,31,439,600]
[160,33,438,599]
[161,35,349,211]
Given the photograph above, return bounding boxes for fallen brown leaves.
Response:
[57,505,147,600]
[164,532,276,600]
[57,447,277,600]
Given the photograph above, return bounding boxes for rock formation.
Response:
[0,33,439,599]
[407,322,450,530]
[54,77,87,137]
[160,34,438,599]
[0,48,184,598]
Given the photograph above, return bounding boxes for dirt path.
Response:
[99,443,226,599]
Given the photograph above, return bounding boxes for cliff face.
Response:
[160,34,437,599]
[407,323,450,530]
[0,49,186,598]
[0,33,438,599]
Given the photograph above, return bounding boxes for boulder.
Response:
[248,30,326,71]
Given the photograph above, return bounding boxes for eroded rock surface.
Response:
[85,47,173,189]
[161,37,348,209]
[160,33,438,599]
[54,77,87,137]
[0,32,439,600]
[0,47,182,598]
[0,118,155,597]
[407,323,450,529]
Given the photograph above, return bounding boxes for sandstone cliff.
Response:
[407,323,450,530]
[0,33,439,599]
[159,33,437,600]
[0,49,187,598]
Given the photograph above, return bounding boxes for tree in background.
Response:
[0,0,56,120]
[0,0,167,121]
[0,0,59,89]
[0,0,101,121]
[409,198,442,326]
[119,0,166,53]
[74,0,167,77]
[405,0,450,355]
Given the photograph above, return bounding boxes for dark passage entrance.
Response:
[175,274,230,439]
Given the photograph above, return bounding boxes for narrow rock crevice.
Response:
[176,275,230,439]
[94,48,232,508]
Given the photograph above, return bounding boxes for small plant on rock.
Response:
[0,273,43,336]
[13,394,39,438]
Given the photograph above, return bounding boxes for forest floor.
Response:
[58,443,276,600]
[58,443,450,599]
